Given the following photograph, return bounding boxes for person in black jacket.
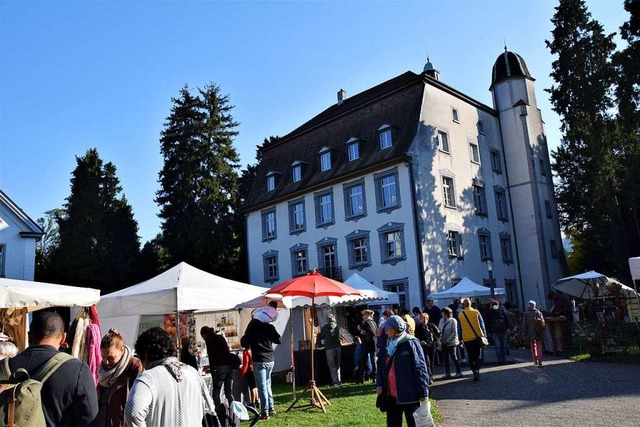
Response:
[9,311,98,427]
[358,309,378,383]
[241,310,281,420]
[414,312,439,385]
[486,300,510,364]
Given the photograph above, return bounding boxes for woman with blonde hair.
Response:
[92,329,144,427]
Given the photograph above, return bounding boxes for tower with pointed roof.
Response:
[489,50,566,305]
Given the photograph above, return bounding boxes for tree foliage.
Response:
[43,149,142,292]
[156,84,241,276]
[547,0,640,279]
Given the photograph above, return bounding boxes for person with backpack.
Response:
[124,327,214,426]
[522,300,545,367]
[486,300,510,364]
[414,312,439,385]
[6,311,98,426]
[91,328,144,427]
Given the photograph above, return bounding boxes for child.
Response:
[352,336,372,382]
[242,347,259,409]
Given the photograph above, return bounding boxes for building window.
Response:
[290,244,308,277]
[288,199,306,234]
[261,208,277,241]
[377,222,406,264]
[477,121,485,135]
[266,175,275,192]
[292,164,302,182]
[494,186,508,221]
[347,141,360,161]
[490,150,502,173]
[0,244,5,277]
[346,230,371,270]
[442,176,457,208]
[320,149,332,171]
[343,179,367,220]
[452,108,459,123]
[447,230,463,258]
[383,279,407,308]
[539,158,547,176]
[314,190,335,227]
[505,279,517,305]
[469,142,480,164]
[374,168,400,212]
[262,250,279,283]
[379,127,393,149]
[545,200,553,218]
[473,182,488,216]
[317,238,339,280]
[437,130,450,153]
[478,229,493,261]
[500,232,513,263]
[550,240,559,259]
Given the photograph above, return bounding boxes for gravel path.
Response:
[430,348,640,426]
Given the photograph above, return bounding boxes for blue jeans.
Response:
[493,332,507,363]
[253,361,274,414]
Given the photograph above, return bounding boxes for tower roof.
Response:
[490,50,533,88]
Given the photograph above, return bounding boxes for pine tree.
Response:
[156,84,241,275]
[546,0,627,277]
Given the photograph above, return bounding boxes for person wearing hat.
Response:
[486,299,510,364]
[319,313,342,387]
[375,315,429,426]
[438,307,463,379]
[357,309,378,383]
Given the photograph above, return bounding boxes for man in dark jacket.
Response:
[486,300,510,364]
[201,326,235,408]
[9,311,98,427]
[241,313,281,420]
[358,309,378,383]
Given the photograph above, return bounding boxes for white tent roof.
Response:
[0,277,100,312]
[629,257,640,281]
[553,270,637,299]
[429,277,505,299]
[99,262,268,317]
[344,273,400,306]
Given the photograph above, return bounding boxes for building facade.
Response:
[0,190,44,280]
[243,51,566,310]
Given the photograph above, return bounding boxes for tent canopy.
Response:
[344,273,399,306]
[629,257,640,281]
[553,270,637,299]
[0,277,100,312]
[429,277,505,300]
[99,262,268,317]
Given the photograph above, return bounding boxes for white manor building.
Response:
[243,50,566,310]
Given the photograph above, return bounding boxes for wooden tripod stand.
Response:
[285,302,331,413]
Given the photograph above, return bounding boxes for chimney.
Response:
[337,89,347,105]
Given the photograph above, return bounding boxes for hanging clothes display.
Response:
[0,308,28,351]
[85,322,102,384]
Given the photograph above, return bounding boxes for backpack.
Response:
[0,352,73,427]
[535,315,546,333]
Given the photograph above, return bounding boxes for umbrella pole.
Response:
[291,308,295,399]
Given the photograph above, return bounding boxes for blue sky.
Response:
[0,0,629,243]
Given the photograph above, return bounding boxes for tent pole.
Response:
[290,308,295,398]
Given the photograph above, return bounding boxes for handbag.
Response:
[413,400,435,427]
[534,312,546,333]
[462,311,488,347]
[376,353,397,413]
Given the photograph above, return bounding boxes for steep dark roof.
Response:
[244,72,425,212]
[490,51,534,89]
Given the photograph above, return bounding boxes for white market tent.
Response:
[553,270,638,299]
[99,262,268,345]
[344,273,400,306]
[0,277,100,312]
[429,277,505,300]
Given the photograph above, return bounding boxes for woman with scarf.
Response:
[124,327,214,427]
[92,329,144,427]
[376,315,429,427]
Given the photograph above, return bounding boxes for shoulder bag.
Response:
[462,311,489,347]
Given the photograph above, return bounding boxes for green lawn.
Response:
[265,381,440,426]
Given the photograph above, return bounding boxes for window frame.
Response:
[374,168,401,213]
[292,163,302,183]
[469,142,480,164]
[550,240,559,259]
[288,198,306,235]
[347,140,360,162]
[377,222,406,265]
[379,126,393,150]
[452,108,459,123]
[494,186,509,222]
[346,229,371,270]
[437,130,450,154]
[477,121,485,135]
[343,178,367,220]
[262,250,279,283]
[545,200,553,218]
[290,243,309,277]
[441,175,457,209]
[314,189,335,228]
[266,174,275,192]
[447,230,463,258]
[540,158,547,176]
[490,149,502,174]
[316,237,339,278]
[319,148,332,172]
[499,232,514,264]
[478,228,493,262]
[261,208,277,241]
[382,278,408,309]
[473,180,488,217]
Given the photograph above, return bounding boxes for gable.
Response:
[0,190,43,237]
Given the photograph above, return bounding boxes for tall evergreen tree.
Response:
[546,0,627,277]
[49,148,141,292]
[156,84,241,275]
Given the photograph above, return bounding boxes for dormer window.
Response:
[266,175,275,192]
[319,147,332,171]
[346,137,360,161]
[378,125,393,149]
[292,161,303,182]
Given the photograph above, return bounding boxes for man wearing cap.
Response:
[319,313,341,387]
[375,315,429,426]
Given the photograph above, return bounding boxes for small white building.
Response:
[243,51,566,310]
[0,190,44,280]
